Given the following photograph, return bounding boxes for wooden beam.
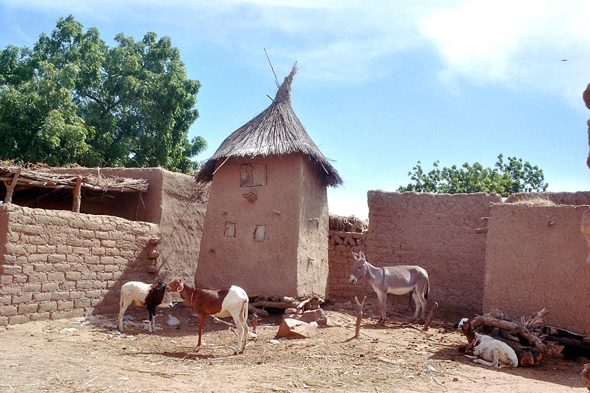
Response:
[4,168,21,204]
[72,176,82,213]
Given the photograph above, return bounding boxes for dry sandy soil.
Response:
[0,300,586,393]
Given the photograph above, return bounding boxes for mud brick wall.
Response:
[0,204,160,326]
[327,230,368,300]
[363,191,502,317]
[484,204,590,334]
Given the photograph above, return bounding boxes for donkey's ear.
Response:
[351,250,359,260]
[177,281,184,293]
[359,250,366,260]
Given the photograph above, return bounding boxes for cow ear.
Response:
[177,281,184,293]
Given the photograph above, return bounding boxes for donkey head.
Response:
[349,250,367,284]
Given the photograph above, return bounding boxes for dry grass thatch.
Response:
[329,214,368,233]
[196,65,342,187]
[511,196,556,206]
[0,162,149,193]
[0,162,149,206]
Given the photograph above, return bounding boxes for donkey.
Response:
[349,250,430,323]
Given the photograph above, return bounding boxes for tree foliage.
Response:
[397,155,548,196]
[0,15,206,172]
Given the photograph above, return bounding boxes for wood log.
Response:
[499,339,545,367]
[250,300,298,309]
[545,335,590,349]
[471,315,548,355]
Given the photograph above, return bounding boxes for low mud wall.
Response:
[361,191,502,317]
[484,203,590,334]
[47,167,209,285]
[327,231,367,300]
[0,204,160,325]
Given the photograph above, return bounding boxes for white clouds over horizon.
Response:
[5,0,590,107]
[419,1,590,106]
[2,0,590,216]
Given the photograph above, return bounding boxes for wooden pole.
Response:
[72,176,82,213]
[422,301,438,331]
[353,296,366,338]
[4,168,21,204]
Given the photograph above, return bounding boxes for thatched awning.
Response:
[196,66,343,187]
[0,163,149,208]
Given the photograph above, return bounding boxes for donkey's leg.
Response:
[376,290,388,323]
[411,291,421,322]
[411,291,428,323]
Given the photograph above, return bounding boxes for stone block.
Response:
[275,318,316,339]
[300,309,329,326]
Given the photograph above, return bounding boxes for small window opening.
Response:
[254,225,266,240]
[241,163,266,187]
[225,222,236,238]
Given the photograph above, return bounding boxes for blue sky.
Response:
[2,0,590,219]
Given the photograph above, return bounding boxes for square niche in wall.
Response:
[240,163,266,187]
[253,225,265,240]
[225,222,236,238]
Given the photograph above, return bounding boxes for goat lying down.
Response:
[458,318,519,369]
[166,277,249,354]
[117,281,167,333]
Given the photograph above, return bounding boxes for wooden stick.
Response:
[422,301,438,331]
[122,367,191,376]
[72,176,82,212]
[297,297,312,310]
[252,314,258,334]
[353,296,366,338]
[4,168,21,204]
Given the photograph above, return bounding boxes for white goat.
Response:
[117,281,167,333]
[458,318,519,369]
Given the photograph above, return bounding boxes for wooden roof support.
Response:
[4,168,21,204]
[72,176,82,213]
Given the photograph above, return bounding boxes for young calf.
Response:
[457,318,519,369]
[117,281,167,333]
[166,277,249,354]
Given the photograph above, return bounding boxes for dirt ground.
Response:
[0,300,586,393]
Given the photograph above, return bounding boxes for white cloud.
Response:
[6,0,590,105]
[418,0,590,105]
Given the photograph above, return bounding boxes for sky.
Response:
[2,0,590,220]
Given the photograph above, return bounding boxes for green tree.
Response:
[397,155,548,196]
[0,15,206,172]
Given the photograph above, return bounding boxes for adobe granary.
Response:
[195,65,342,299]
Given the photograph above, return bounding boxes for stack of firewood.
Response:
[467,308,573,367]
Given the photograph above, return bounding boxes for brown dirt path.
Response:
[0,303,585,392]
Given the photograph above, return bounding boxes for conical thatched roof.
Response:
[196,65,342,187]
